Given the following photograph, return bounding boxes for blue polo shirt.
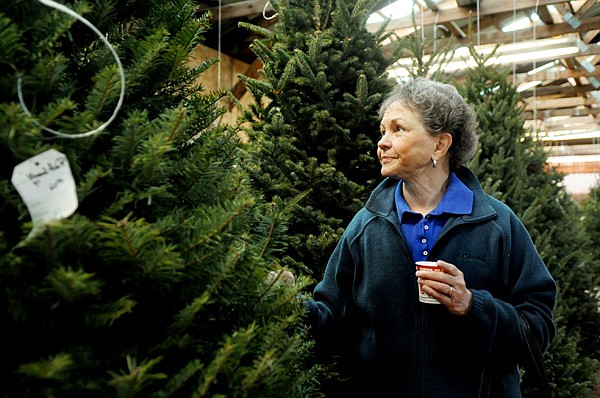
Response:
[395,172,473,263]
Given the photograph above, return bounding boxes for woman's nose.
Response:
[378,134,391,149]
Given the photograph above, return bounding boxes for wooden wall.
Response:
[188,44,257,127]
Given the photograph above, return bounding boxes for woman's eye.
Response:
[395,125,404,133]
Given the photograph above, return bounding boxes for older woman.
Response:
[304,77,556,397]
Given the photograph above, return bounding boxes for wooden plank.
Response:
[524,96,592,110]
[524,107,600,119]
[515,66,600,84]
[576,0,598,17]
[550,162,600,173]
[536,5,555,25]
[546,144,600,156]
[520,84,594,98]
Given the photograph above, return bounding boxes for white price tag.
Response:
[11,149,78,226]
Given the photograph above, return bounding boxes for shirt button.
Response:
[423,250,428,256]
[421,238,427,243]
[424,225,429,230]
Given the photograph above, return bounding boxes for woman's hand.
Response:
[416,260,473,316]
[266,269,295,286]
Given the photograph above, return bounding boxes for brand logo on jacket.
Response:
[455,252,486,263]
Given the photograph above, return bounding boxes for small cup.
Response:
[416,261,443,304]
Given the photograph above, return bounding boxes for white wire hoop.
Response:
[263,1,278,20]
[17,0,126,139]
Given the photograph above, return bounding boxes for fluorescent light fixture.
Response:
[547,155,600,164]
[589,77,600,89]
[517,80,542,92]
[390,37,581,76]
[547,5,559,17]
[374,1,416,21]
[528,60,559,75]
[540,131,600,142]
[502,16,531,32]
[497,46,578,64]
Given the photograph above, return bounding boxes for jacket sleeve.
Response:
[303,227,357,337]
[468,209,557,363]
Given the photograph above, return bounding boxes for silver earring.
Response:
[432,159,437,168]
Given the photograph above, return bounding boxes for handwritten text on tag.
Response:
[11,149,78,225]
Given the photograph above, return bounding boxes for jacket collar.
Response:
[365,166,496,222]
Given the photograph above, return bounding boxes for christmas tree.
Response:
[458,51,600,397]
[581,181,600,263]
[0,1,318,396]
[237,0,401,277]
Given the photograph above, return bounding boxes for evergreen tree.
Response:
[236,0,401,277]
[581,180,600,257]
[0,1,319,396]
[458,52,600,397]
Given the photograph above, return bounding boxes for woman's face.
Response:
[377,101,439,180]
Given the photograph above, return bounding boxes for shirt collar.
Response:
[395,172,474,217]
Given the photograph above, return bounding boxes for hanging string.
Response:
[433,12,440,53]
[217,0,222,90]
[421,1,425,60]
[476,0,480,47]
[532,0,541,135]
[17,0,125,139]
[512,0,517,85]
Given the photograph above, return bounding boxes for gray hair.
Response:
[379,77,479,170]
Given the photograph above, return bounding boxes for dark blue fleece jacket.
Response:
[305,167,557,398]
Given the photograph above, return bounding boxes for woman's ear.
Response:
[434,132,453,157]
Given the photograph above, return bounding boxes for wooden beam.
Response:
[453,16,600,48]
[523,106,600,120]
[536,5,554,25]
[367,0,568,32]
[575,0,599,17]
[523,96,595,110]
[550,162,600,174]
[546,143,600,156]
[520,84,595,98]
[515,67,600,84]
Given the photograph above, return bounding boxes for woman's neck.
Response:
[402,172,450,216]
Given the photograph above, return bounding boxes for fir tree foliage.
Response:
[579,180,600,353]
[458,50,600,398]
[394,5,456,82]
[237,0,401,276]
[581,180,600,257]
[0,1,319,397]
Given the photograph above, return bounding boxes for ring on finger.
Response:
[448,286,454,297]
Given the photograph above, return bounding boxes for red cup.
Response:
[416,261,443,304]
